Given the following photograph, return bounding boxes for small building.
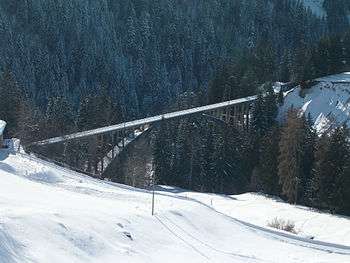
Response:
[0,120,6,148]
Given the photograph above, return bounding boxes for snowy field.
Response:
[0,150,349,263]
[279,76,350,133]
[169,189,350,247]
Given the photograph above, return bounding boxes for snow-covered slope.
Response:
[0,150,349,262]
[280,74,350,133]
[169,190,350,247]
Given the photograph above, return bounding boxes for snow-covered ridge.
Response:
[0,150,349,262]
[280,73,350,133]
[316,72,350,83]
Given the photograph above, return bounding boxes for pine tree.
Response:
[301,113,316,204]
[250,84,278,168]
[152,120,172,185]
[17,99,45,144]
[0,69,24,137]
[339,156,350,215]
[310,126,349,212]
[323,0,350,35]
[45,96,75,137]
[257,126,281,195]
[278,109,305,204]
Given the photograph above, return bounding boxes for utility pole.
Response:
[151,171,156,216]
[151,116,164,216]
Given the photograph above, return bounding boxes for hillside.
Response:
[0,0,325,116]
[0,148,349,262]
[171,190,350,246]
[279,72,350,133]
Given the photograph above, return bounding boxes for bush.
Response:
[267,218,298,234]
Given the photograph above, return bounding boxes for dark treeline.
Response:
[208,28,350,104]
[152,92,252,193]
[153,85,350,216]
[152,28,350,216]
[0,68,124,174]
[0,1,349,215]
[0,0,329,119]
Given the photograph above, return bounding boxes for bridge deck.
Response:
[31,95,257,146]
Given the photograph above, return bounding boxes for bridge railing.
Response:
[29,95,258,147]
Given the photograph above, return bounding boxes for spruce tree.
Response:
[152,120,172,186]
[278,109,305,204]
[257,126,281,195]
[339,156,350,215]
[310,126,349,212]
[0,69,24,137]
[301,113,316,204]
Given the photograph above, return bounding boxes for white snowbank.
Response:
[0,151,349,262]
[279,80,350,133]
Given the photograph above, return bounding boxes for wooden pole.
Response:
[152,177,155,216]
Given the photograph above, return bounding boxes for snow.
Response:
[315,72,350,83]
[0,120,6,136]
[168,189,350,247]
[279,79,350,133]
[0,150,349,262]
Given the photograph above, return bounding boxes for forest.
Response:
[0,0,350,215]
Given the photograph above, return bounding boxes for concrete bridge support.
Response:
[102,128,153,188]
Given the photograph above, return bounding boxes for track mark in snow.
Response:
[155,215,211,261]
[161,215,263,262]
[0,226,29,263]
[155,190,350,255]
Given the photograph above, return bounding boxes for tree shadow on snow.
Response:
[0,150,9,161]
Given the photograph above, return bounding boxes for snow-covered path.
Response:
[0,150,349,263]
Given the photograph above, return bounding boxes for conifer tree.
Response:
[301,113,316,204]
[152,120,173,185]
[45,96,75,137]
[310,126,349,212]
[0,69,24,137]
[278,109,305,204]
[257,126,281,195]
[339,156,350,215]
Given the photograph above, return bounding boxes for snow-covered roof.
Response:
[0,120,6,136]
[315,72,350,83]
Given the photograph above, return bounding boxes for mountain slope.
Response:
[0,150,349,262]
[279,72,350,133]
[0,0,325,116]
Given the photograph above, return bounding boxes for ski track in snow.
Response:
[0,150,349,263]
